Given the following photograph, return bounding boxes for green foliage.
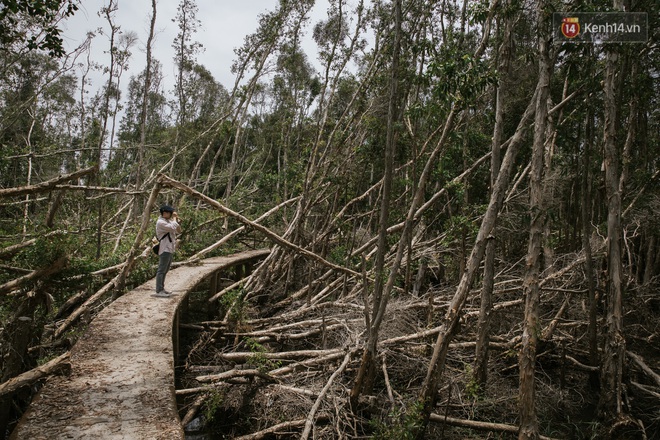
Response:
[464,364,480,399]
[0,0,78,57]
[466,0,491,25]
[244,338,281,373]
[328,243,349,266]
[12,232,70,268]
[371,400,425,440]
[202,388,225,423]
[427,50,497,107]
[220,288,246,325]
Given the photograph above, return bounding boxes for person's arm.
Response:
[172,212,183,233]
[157,217,180,235]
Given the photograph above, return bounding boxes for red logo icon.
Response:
[561,17,580,38]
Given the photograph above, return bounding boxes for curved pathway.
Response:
[10,249,269,440]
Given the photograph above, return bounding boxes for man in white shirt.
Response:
[154,205,182,297]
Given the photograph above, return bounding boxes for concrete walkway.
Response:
[10,249,269,440]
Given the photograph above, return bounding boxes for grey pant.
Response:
[156,252,173,293]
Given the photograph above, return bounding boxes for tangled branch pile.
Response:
[174,225,659,439]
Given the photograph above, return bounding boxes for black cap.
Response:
[159,205,175,214]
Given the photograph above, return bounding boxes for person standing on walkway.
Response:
[154,205,182,297]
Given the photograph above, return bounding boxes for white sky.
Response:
[61,0,328,94]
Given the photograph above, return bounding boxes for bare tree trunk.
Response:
[22,111,36,239]
[45,190,64,228]
[0,167,96,199]
[642,234,655,285]
[599,0,625,421]
[350,0,402,405]
[474,2,512,389]
[0,352,70,397]
[518,4,552,438]
[96,0,120,260]
[0,315,33,433]
[583,105,599,387]
[417,82,540,432]
[133,0,157,218]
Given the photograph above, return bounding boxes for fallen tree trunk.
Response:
[0,257,68,296]
[200,349,342,366]
[186,196,300,264]
[54,290,89,320]
[429,413,561,440]
[0,230,67,260]
[418,83,541,420]
[53,270,125,339]
[223,322,351,344]
[233,419,309,440]
[0,352,70,397]
[628,351,660,388]
[180,392,208,428]
[270,350,353,377]
[158,174,360,278]
[0,167,96,198]
[52,184,146,195]
[300,350,352,440]
[196,368,278,384]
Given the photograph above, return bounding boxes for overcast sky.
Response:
[61,0,329,94]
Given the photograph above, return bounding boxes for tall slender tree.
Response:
[350,0,402,404]
[132,0,158,219]
[518,1,552,438]
[474,0,514,389]
[599,0,626,424]
[171,0,203,178]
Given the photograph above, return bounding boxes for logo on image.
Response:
[561,17,580,39]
